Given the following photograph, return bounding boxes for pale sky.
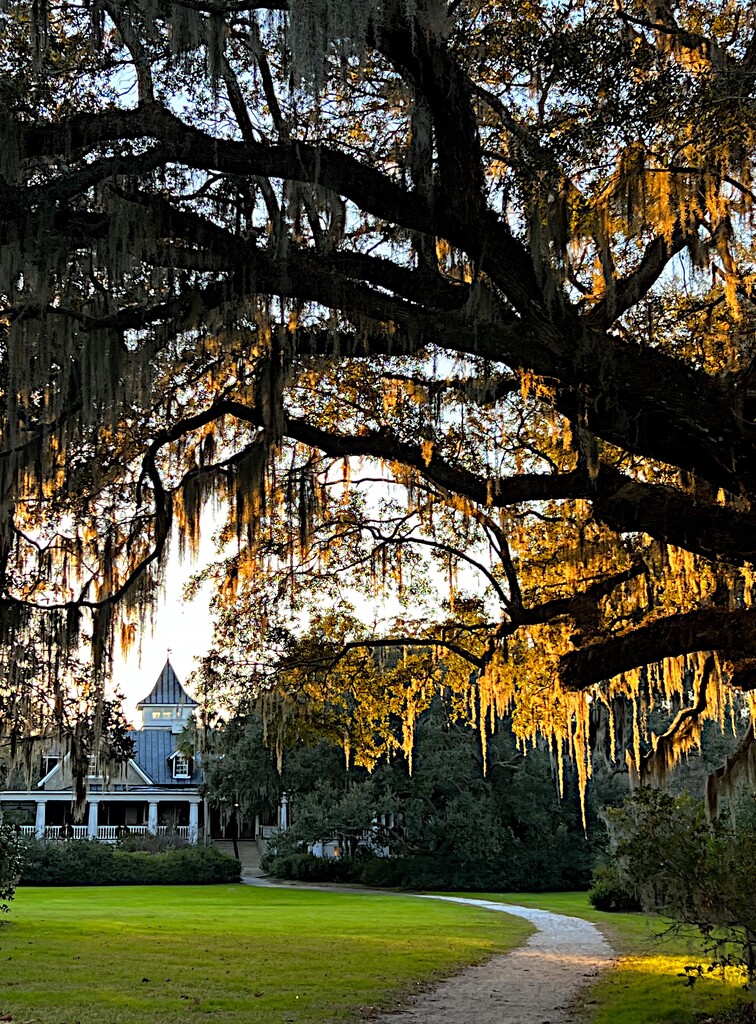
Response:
[111,474,488,727]
[112,527,217,727]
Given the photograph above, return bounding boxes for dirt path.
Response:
[244,876,615,1023]
[372,895,614,1024]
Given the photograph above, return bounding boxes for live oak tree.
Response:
[3,0,756,809]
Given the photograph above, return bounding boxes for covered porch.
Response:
[1,790,203,844]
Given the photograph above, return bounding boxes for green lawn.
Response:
[4,884,747,1024]
[463,891,750,1024]
[0,885,533,1024]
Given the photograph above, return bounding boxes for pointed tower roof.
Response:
[136,659,199,709]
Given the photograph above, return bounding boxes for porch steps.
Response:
[214,839,265,878]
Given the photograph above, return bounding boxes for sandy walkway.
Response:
[372,895,614,1024]
[243,877,614,1023]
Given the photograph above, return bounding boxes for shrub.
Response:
[117,832,189,853]
[20,836,117,885]
[607,789,756,993]
[18,839,240,886]
[359,858,402,888]
[0,824,23,910]
[588,864,641,912]
[265,852,359,883]
[264,850,582,892]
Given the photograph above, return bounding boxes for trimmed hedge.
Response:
[117,832,190,853]
[264,852,357,884]
[18,839,241,886]
[264,851,579,891]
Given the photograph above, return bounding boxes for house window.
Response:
[173,754,190,779]
[87,755,98,777]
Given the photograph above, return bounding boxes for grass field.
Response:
[479,891,750,1024]
[3,884,749,1024]
[0,885,533,1024]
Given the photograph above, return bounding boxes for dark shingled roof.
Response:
[131,729,203,787]
[136,659,199,709]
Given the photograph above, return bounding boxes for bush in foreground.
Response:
[18,839,240,885]
[0,823,23,910]
[607,789,756,994]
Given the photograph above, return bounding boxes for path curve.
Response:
[370,895,614,1024]
[244,876,615,1024]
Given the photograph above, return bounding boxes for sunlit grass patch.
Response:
[0,885,534,1024]
[585,954,747,1024]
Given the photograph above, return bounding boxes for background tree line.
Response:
[203,703,595,890]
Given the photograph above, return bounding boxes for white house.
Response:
[0,660,205,843]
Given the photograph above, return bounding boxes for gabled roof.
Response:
[37,752,158,789]
[136,659,199,709]
[131,730,202,786]
[37,758,63,789]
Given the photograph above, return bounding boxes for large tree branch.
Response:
[584,227,689,330]
[327,637,485,670]
[11,104,756,496]
[280,420,756,565]
[20,105,439,238]
[639,654,714,784]
[706,722,756,820]
[516,561,647,629]
[559,608,756,689]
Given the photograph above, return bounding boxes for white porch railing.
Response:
[17,823,194,842]
[123,826,189,837]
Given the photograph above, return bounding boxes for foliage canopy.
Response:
[3,0,756,798]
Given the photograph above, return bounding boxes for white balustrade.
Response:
[17,820,197,842]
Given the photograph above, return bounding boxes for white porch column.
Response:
[148,802,158,834]
[189,801,199,845]
[35,801,46,839]
[279,792,289,831]
[87,800,99,839]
